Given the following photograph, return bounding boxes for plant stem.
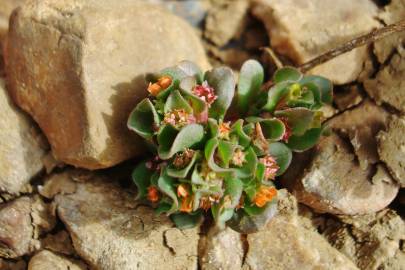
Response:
[299,19,405,73]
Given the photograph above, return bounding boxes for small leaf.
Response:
[167,151,200,178]
[275,107,316,136]
[211,203,234,229]
[128,98,160,140]
[268,142,292,175]
[224,176,243,208]
[262,81,291,112]
[170,211,203,229]
[287,127,323,152]
[176,60,204,83]
[132,161,154,200]
[231,119,251,148]
[300,75,333,104]
[205,138,234,173]
[247,117,285,141]
[217,140,237,167]
[158,124,205,159]
[235,147,258,178]
[205,67,236,119]
[237,59,264,115]
[158,168,178,213]
[164,90,193,113]
[273,66,302,83]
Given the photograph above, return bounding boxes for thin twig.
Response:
[299,19,405,73]
[260,47,283,69]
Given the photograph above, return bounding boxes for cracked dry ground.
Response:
[0,0,404,269]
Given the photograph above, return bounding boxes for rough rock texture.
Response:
[334,85,363,111]
[282,133,399,215]
[199,227,244,270]
[364,50,405,113]
[0,79,45,194]
[5,0,210,169]
[31,195,56,238]
[324,209,405,270]
[38,171,77,199]
[243,190,358,270]
[378,116,405,187]
[0,0,25,41]
[55,173,200,270]
[28,250,87,270]
[251,0,379,84]
[329,100,388,170]
[41,230,76,256]
[0,258,26,270]
[0,197,37,258]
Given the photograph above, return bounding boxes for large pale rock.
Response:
[5,0,210,169]
[378,116,405,187]
[324,209,405,270]
[0,79,45,194]
[199,227,244,270]
[55,172,200,270]
[251,0,379,84]
[282,133,399,215]
[364,50,405,113]
[28,250,87,270]
[243,191,358,270]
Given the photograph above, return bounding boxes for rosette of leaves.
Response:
[127,60,333,233]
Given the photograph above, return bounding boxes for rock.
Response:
[5,0,210,169]
[55,173,199,270]
[38,171,77,199]
[243,190,359,270]
[204,0,250,46]
[0,79,45,194]
[334,85,363,111]
[364,50,405,113]
[199,227,244,270]
[251,0,379,84]
[28,250,87,270]
[41,152,65,174]
[373,0,405,64]
[328,100,388,170]
[41,230,76,256]
[282,133,399,215]
[0,197,37,258]
[31,195,57,238]
[323,209,405,270]
[0,258,26,270]
[378,116,405,187]
[0,0,25,41]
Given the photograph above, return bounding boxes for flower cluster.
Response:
[128,60,333,233]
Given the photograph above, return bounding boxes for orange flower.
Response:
[180,196,193,213]
[219,121,231,140]
[147,75,172,96]
[253,186,277,207]
[147,186,160,203]
[199,197,211,211]
[177,184,189,198]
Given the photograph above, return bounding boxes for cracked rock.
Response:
[5,0,210,169]
[242,190,358,270]
[28,250,87,270]
[323,209,405,270]
[251,0,379,84]
[0,79,45,195]
[378,116,405,187]
[41,230,75,256]
[199,227,244,270]
[55,173,199,270]
[282,133,399,215]
[31,195,57,238]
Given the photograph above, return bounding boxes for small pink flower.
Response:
[232,148,246,167]
[163,109,196,127]
[193,81,217,106]
[259,155,279,181]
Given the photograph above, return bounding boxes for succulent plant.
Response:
[127,60,332,233]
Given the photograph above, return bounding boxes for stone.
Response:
[0,79,45,194]
[55,173,199,270]
[31,195,57,238]
[251,0,379,84]
[328,100,388,170]
[199,227,244,270]
[242,190,358,270]
[38,171,77,199]
[5,0,211,169]
[0,197,37,258]
[0,0,25,42]
[323,209,405,270]
[204,0,250,46]
[0,258,26,270]
[364,50,405,113]
[334,85,363,111]
[28,250,87,270]
[378,116,405,187]
[41,230,76,256]
[282,133,399,215]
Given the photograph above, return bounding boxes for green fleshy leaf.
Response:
[191,165,206,185]
[231,120,251,148]
[205,67,235,119]
[217,140,237,167]
[158,168,178,213]
[164,90,193,113]
[273,66,302,83]
[158,124,204,159]
[287,127,323,152]
[208,118,219,138]
[224,176,243,208]
[170,211,203,229]
[127,98,160,140]
[132,161,154,200]
[274,107,317,136]
[268,142,292,176]
[300,75,333,104]
[211,203,234,229]
[155,202,172,215]
[247,117,286,141]
[205,138,234,173]
[235,147,258,178]
[176,60,204,83]
[167,151,200,178]
[179,76,197,93]
[256,162,266,183]
[153,67,186,99]
[301,82,322,109]
[237,59,264,115]
[262,81,291,112]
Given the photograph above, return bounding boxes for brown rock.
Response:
[5,0,210,169]
[0,197,37,258]
[282,133,399,215]
[0,258,26,270]
[0,79,45,194]
[31,195,56,238]
[243,191,358,270]
[364,51,405,113]
[41,230,76,256]
[334,85,363,111]
[324,209,405,270]
[378,116,405,187]
[38,171,77,199]
[55,173,199,270]
[251,0,379,84]
[199,227,244,270]
[0,0,24,41]
[28,250,87,270]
